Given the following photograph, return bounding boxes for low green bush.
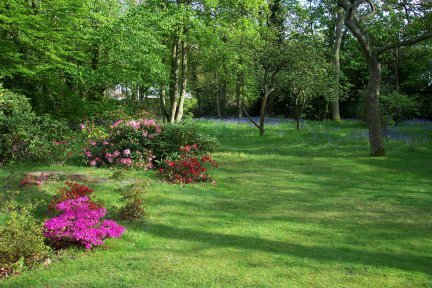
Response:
[379,91,419,126]
[154,119,217,159]
[0,200,50,275]
[0,89,73,164]
[357,90,419,126]
[117,181,147,221]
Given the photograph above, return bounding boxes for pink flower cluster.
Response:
[111,119,161,135]
[84,118,161,169]
[86,147,136,167]
[44,197,125,249]
[123,119,161,136]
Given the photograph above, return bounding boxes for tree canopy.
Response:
[1,0,431,155]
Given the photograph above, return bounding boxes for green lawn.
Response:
[1,119,431,287]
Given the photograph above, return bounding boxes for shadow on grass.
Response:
[145,223,432,275]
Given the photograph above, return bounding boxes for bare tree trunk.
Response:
[293,90,307,130]
[395,47,400,92]
[176,40,188,121]
[366,58,385,156]
[235,71,243,119]
[220,64,228,117]
[259,88,271,136]
[242,106,260,130]
[332,7,343,121]
[159,84,169,122]
[337,0,385,156]
[90,43,104,100]
[243,87,273,136]
[257,68,276,135]
[215,73,222,119]
[267,95,275,116]
[169,36,181,123]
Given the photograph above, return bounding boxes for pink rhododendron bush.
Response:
[83,119,160,168]
[83,118,217,170]
[44,196,125,249]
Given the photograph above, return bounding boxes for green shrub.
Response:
[154,119,216,160]
[0,200,50,273]
[0,89,73,164]
[379,91,419,125]
[117,181,147,221]
[357,90,419,126]
[82,100,157,123]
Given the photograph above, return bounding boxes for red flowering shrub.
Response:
[48,182,100,212]
[158,144,217,184]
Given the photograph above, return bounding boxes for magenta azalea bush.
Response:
[44,197,125,249]
[84,118,160,168]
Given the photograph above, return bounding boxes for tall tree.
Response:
[243,0,291,135]
[337,0,432,156]
[332,7,344,121]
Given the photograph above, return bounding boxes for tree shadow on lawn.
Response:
[149,187,432,246]
[143,154,432,269]
[145,223,432,275]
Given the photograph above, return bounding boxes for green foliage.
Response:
[80,122,110,142]
[380,91,419,126]
[0,0,431,121]
[82,100,157,123]
[117,181,147,221]
[357,90,419,126]
[0,199,50,272]
[154,119,217,160]
[0,89,73,164]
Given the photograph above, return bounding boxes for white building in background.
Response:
[104,85,193,101]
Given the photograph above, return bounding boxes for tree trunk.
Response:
[267,95,275,116]
[169,36,181,123]
[90,43,103,100]
[220,64,228,117]
[215,73,222,119]
[259,89,270,136]
[159,84,169,122]
[176,40,188,122]
[294,92,305,130]
[332,7,343,121]
[235,71,243,119]
[221,78,227,118]
[366,58,385,157]
[395,47,400,92]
